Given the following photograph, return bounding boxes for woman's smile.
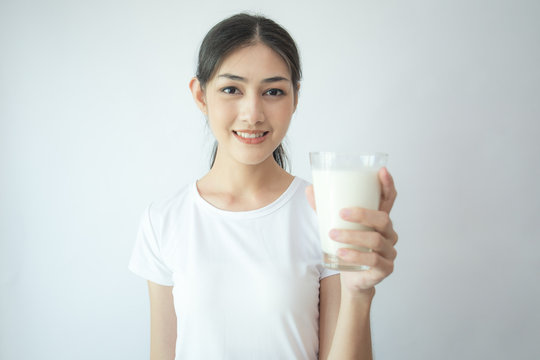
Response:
[233,130,270,144]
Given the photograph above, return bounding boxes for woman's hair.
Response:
[196,13,301,170]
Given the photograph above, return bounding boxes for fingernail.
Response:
[340,209,352,218]
[329,229,340,239]
[337,249,348,258]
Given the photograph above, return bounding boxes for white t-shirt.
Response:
[129,177,339,359]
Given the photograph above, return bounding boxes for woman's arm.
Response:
[319,275,373,360]
[312,167,398,360]
[147,281,177,360]
[319,275,340,360]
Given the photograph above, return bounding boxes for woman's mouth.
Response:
[233,130,269,144]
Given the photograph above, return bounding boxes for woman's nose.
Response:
[239,93,265,125]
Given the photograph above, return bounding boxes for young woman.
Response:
[129,13,398,360]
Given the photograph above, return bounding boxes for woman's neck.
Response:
[196,154,294,211]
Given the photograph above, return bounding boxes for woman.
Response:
[129,13,398,360]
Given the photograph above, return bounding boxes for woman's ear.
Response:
[189,77,207,115]
[293,82,300,112]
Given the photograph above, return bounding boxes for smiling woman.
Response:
[190,42,297,168]
[128,12,398,360]
[194,14,301,170]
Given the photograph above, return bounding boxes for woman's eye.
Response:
[265,88,284,96]
[222,87,240,95]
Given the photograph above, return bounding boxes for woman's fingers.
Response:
[378,167,397,214]
[337,248,394,276]
[305,185,316,211]
[339,207,398,245]
[330,229,397,260]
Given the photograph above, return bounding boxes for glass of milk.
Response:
[310,152,388,271]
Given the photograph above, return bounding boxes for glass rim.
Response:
[309,151,388,158]
[309,151,388,169]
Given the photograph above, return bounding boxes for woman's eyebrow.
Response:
[218,73,290,83]
[262,76,290,83]
[218,73,245,81]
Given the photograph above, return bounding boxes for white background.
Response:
[1,0,539,359]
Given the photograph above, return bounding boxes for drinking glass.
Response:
[310,152,388,271]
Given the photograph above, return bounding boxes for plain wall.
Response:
[1,0,539,359]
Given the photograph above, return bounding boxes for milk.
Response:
[312,169,381,256]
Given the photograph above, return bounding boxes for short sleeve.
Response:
[128,204,174,286]
[319,266,340,280]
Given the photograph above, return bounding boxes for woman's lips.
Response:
[232,130,270,144]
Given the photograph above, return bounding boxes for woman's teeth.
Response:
[235,131,266,138]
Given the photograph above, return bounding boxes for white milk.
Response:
[312,169,381,256]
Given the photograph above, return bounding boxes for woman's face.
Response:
[202,43,298,167]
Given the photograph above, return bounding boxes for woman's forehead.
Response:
[215,43,291,80]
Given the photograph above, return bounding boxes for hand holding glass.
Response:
[310,152,388,271]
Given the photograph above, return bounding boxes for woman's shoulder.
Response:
[283,176,313,212]
[293,175,312,188]
[289,176,312,197]
[146,181,196,219]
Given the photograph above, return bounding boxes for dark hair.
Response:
[196,13,301,170]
